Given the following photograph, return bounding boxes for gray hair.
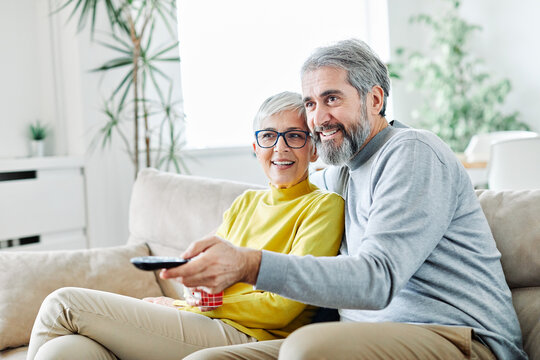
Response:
[301,39,390,116]
[253,91,307,131]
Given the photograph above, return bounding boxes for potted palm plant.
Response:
[56,0,188,175]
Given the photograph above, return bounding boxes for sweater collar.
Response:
[269,178,313,203]
[346,120,406,171]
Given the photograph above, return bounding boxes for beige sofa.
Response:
[1,169,539,359]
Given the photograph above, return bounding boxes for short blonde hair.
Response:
[253,91,306,131]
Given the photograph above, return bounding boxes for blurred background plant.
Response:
[28,120,49,157]
[56,0,189,174]
[388,0,529,152]
[29,120,48,141]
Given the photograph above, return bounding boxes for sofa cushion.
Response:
[0,345,27,360]
[512,287,540,360]
[127,169,262,299]
[0,244,163,351]
[476,189,540,288]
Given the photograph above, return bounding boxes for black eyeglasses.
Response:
[255,130,311,149]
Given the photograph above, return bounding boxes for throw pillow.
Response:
[0,243,163,350]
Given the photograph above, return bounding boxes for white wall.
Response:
[0,0,264,249]
[1,1,157,248]
[183,146,267,186]
[4,0,538,249]
[387,0,540,132]
[0,0,46,157]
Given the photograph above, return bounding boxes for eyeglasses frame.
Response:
[254,129,312,149]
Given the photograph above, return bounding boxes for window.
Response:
[177,0,390,149]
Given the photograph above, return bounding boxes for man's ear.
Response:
[369,85,385,116]
[309,142,319,162]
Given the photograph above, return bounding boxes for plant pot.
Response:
[31,140,45,157]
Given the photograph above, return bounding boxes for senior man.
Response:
[163,39,526,360]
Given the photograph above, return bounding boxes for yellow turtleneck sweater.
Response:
[177,178,344,341]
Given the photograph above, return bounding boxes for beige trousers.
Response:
[185,322,496,360]
[28,287,497,360]
[26,287,256,360]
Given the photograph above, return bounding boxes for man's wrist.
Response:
[242,249,262,285]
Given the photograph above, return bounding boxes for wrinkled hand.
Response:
[142,296,176,308]
[160,235,262,294]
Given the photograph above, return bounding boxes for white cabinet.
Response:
[0,157,87,251]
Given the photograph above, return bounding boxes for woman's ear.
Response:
[252,142,258,158]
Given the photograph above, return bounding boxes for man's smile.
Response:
[314,124,343,141]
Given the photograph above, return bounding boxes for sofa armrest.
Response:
[0,244,163,351]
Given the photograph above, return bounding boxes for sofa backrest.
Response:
[475,189,540,289]
[128,169,263,254]
[476,189,540,359]
[127,169,264,298]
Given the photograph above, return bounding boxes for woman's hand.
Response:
[184,288,203,307]
[142,296,177,308]
[184,287,221,312]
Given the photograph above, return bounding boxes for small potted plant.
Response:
[29,120,48,157]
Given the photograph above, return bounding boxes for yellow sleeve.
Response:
[289,193,345,257]
[198,289,307,329]
[201,193,345,330]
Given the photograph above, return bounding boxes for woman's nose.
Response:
[273,135,290,151]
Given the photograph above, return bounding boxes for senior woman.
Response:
[27,91,344,360]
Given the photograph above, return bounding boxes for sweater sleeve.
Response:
[256,138,458,309]
[201,193,345,329]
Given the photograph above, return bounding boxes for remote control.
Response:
[130,256,189,271]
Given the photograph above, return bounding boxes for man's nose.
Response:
[310,105,330,129]
[274,134,290,151]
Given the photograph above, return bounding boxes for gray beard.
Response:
[314,108,371,166]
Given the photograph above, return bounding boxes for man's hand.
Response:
[160,235,262,294]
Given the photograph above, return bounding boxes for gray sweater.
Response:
[256,121,526,359]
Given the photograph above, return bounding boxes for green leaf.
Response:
[112,70,135,98]
[110,30,133,50]
[145,19,156,52]
[149,41,179,60]
[95,40,132,55]
[91,58,133,72]
[154,57,180,62]
[146,65,166,103]
[147,64,169,80]
[154,1,178,37]
[118,79,133,109]
[29,120,48,140]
